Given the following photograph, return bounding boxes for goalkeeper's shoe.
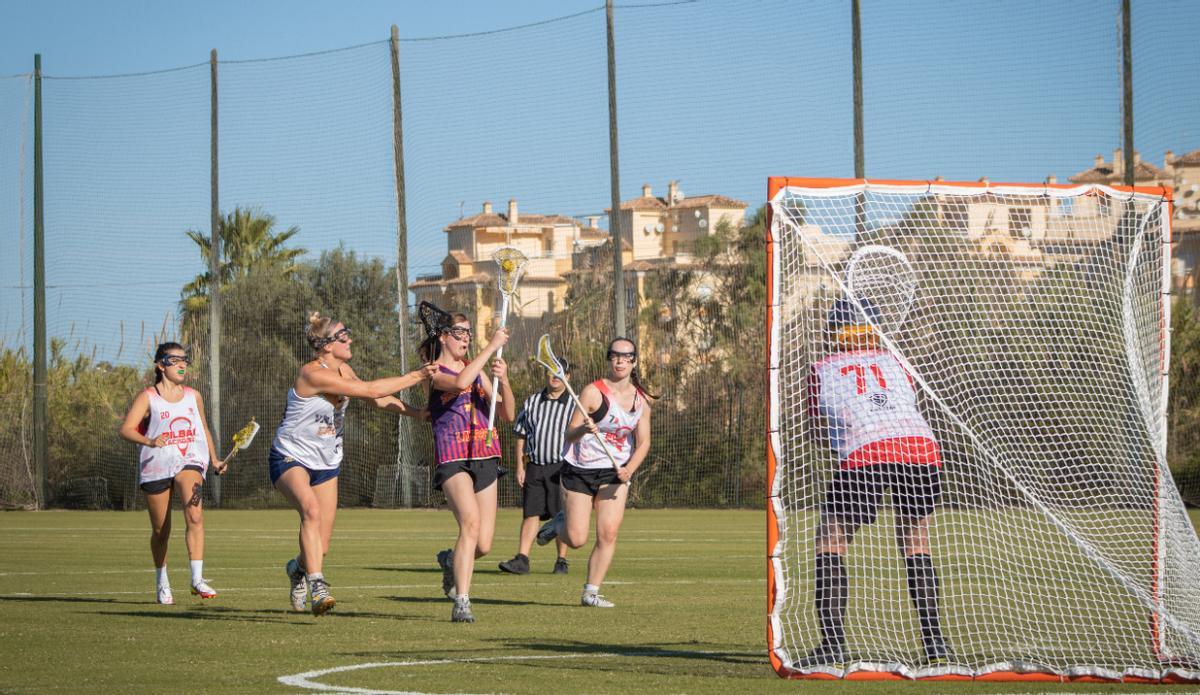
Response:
[537,511,564,546]
[922,637,955,666]
[286,558,308,613]
[795,640,846,669]
[437,548,456,600]
[580,590,614,608]
[156,584,174,605]
[451,596,475,623]
[190,580,218,599]
[310,579,336,616]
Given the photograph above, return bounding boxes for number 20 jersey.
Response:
[810,348,941,470]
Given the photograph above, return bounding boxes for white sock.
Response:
[190,560,203,586]
[584,583,599,594]
[306,572,324,583]
[156,566,169,587]
[456,593,470,604]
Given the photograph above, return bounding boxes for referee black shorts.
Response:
[822,462,941,527]
[521,461,563,521]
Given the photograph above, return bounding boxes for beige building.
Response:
[412,183,750,341]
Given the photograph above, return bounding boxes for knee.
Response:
[299,502,322,527]
[183,509,204,528]
[564,527,588,549]
[458,516,481,542]
[595,524,620,547]
[151,524,170,543]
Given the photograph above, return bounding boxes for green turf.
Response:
[1,508,1198,693]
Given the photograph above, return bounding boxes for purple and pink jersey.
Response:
[429,364,502,465]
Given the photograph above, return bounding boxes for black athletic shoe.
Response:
[498,554,530,575]
[553,557,569,575]
[923,637,955,665]
[795,640,846,669]
[536,511,563,546]
[437,548,456,599]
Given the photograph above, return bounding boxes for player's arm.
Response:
[118,391,167,448]
[564,384,602,443]
[191,390,226,475]
[617,400,652,483]
[301,362,434,400]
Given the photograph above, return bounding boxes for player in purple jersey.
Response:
[418,302,515,623]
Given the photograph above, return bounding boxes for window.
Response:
[1008,207,1032,239]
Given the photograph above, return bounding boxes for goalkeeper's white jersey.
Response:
[272,388,348,471]
[138,386,210,485]
[810,349,940,469]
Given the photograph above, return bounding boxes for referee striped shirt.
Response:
[512,388,573,465]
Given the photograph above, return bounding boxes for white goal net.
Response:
[766,178,1200,682]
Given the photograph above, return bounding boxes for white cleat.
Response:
[286,558,308,612]
[190,579,218,599]
[157,585,174,605]
[581,590,614,608]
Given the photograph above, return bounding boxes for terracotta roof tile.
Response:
[674,194,748,209]
[1069,160,1170,184]
[1173,150,1200,167]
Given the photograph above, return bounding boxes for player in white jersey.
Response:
[798,297,952,668]
[118,342,226,605]
[273,311,435,616]
[552,337,653,609]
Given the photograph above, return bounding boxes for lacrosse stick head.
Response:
[492,246,529,297]
[844,244,916,339]
[231,419,260,450]
[417,301,455,341]
[535,334,567,379]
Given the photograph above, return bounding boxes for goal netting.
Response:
[766,178,1200,682]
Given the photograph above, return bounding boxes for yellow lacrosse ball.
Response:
[500,259,516,273]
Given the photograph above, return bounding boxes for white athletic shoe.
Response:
[190,579,217,599]
[286,558,308,612]
[157,584,174,605]
[310,578,336,617]
[581,590,614,608]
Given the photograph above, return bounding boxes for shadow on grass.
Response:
[0,595,142,606]
[381,595,556,608]
[338,639,765,669]
[365,566,444,575]
[97,604,429,625]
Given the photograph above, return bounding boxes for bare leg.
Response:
[442,473,480,597]
[274,467,324,574]
[516,515,539,557]
[174,469,205,562]
[473,481,497,559]
[585,482,628,588]
[561,488,593,549]
[312,477,339,561]
[145,488,172,568]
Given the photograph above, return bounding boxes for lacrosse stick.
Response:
[845,244,916,337]
[534,334,620,472]
[484,246,529,445]
[216,418,260,473]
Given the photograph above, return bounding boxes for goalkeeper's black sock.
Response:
[905,554,945,652]
[814,552,847,648]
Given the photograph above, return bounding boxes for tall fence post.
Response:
[1121,0,1134,187]
[209,49,222,507]
[607,0,626,339]
[852,0,864,180]
[389,25,414,508]
[32,53,47,509]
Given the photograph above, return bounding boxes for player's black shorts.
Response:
[140,465,206,494]
[560,464,623,497]
[433,457,506,493]
[822,463,941,526]
[522,461,563,520]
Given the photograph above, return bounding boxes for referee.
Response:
[498,360,574,575]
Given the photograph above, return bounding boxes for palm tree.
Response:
[180,207,306,323]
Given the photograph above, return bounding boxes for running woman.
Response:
[497,359,574,576]
[553,337,653,609]
[420,302,514,623]
[798,297,952,667]
[118,342,225,604]
[274,311,434,616]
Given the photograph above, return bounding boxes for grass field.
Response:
[2,508,1199,694]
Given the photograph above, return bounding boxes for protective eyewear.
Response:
[447,327,473,341]
[607,350,636,363]
[159,355,192,367]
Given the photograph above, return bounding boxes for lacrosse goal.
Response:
[766,177,1200,682]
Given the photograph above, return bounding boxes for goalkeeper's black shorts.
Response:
[823,463,941,526]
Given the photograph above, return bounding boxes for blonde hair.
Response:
[306,310,336,351]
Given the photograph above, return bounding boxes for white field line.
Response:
[0,577,763,599]
[278,651,719,694]
[0,555,760,578]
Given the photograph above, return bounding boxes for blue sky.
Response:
[1,1,1197,363]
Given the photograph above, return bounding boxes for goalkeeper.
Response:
[801,296,952,667]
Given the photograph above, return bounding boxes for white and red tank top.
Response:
[564,379,644,470]
[272,387,349,471]
[810,349,941,469]
[138,386,210,485]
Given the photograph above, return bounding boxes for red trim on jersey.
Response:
[843,435,941,469]
[593,379,645,406]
